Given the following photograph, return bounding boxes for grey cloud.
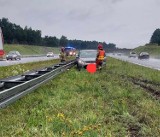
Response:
[0,0,159,48]
[0,0,10,7]
[155,0,160,5]
[97,0,124,3]
[68,9,92,21]
[111,0,123,3]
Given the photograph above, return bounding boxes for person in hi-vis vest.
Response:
[96,44,106,70]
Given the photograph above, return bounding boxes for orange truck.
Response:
[0,27,5,60]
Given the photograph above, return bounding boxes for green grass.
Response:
[4,44,60,55]
[107,57,160,84]
[0,57,160,136]
[134,44,160,58]
[0,59,60,79]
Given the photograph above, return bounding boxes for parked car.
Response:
[76,49,106,71]
[46,52,54,57]
[138,52,150,59]
[6,51,21,60]
[129,51,137,58]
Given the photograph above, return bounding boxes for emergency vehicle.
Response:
[64,47,76,56]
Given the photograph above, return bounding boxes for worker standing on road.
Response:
[96,44,106,70]
[59,47,66,62]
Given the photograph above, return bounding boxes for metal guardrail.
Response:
[0,59,76,108]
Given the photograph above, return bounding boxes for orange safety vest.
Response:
[97,50,105,61]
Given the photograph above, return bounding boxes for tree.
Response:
[0,18,14,43]
[42,36,59,47]
[0,18,117,50]
[59,35,68,47]
[150,29,160,45]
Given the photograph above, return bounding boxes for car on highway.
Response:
[64,47,76,56]
[138,52,150,59]
[129,51,137,58]
[6,51,21,60]
[76,49,106,71]
[46,52,54,57]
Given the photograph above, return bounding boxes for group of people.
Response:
[59,44,106,70]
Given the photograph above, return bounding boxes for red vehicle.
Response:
[0,27,5,60]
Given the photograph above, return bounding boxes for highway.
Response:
[1,53,160,71]
[0,55,59,66]
[109,54,160,71]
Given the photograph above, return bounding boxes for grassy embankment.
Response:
[0,59,61,79]
[133,44,160,58]
[4,44,60,55]
[0,57,160,136]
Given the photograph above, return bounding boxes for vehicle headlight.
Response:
[78,59,85,65]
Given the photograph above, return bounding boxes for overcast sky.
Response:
[0,0,160,48]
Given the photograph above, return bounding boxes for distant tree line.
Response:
[0,17,116,50]
[150,28,160,45]
[0,18,42,45]
[68,40,116,51]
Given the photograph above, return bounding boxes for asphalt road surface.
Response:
[0,55,59,66]
[109,54,160,71]
[1,53,160,71]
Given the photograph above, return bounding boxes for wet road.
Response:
[109,54,160,71]
[0,55,59,66]
[1,53,160,71]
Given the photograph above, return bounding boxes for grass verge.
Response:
[0,57,160,137]
[0,59,61,79]
[4,44,60,55]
